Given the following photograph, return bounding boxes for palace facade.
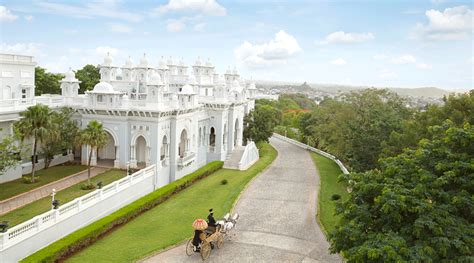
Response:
[0,53,257,185]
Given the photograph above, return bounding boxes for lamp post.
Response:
[51,188,56,209]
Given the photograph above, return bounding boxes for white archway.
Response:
[97,128,119,168]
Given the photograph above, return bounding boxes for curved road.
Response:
[142,137,342,262]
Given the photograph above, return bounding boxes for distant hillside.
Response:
[254,80,465,99]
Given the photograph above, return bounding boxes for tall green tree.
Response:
[42,108,79,169]
[243,105,281,143]
[0,131,21,175]
[330,121,474,262]
[14,104,54,182]
[75,65,100,94]
[34,67,63,95]
[76,120,108,185]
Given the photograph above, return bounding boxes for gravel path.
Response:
[141,137,342,263]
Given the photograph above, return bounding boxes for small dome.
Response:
[225,66,232,74]
[195,56,202,66]
[167,56,175,65]
[102,52,113,66]
[232,67,238,75]
[179,58,185,66]
[92,81,115,93]
[139,53,149,67]
[63,68,79,82]
[124,56,133,68]
[179,84,195,95]
[159,56,168,70]
[205,58,212,67]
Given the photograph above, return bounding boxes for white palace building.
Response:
[0,53,259,185]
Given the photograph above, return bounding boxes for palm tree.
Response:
[77,120,108,185]
[14,104,54,183]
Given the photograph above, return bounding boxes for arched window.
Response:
[209,127,216,147]
[161,135,168,160]
[179,129,188,158]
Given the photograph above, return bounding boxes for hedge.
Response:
[21,161,223,263]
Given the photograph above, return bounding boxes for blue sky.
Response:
[0,0,472,90]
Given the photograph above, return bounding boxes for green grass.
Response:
[0,169,126,227]
[66,143,277,263]
[310,153,349,235]
[0,164,87,201]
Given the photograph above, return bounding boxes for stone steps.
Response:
[223,146,246,169]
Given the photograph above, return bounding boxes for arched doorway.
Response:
[209,127,216,152]
[135,136,147,168]
[234,119,240,147]
[179,129,188,158]
[98,131,116,167]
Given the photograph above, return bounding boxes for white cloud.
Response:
[108,23,133,33]
[391,55,417,64]
[330,58,347,66]
[416,63,432,69]
[0,43,42,56]
[413,5,473,41]
[25,15,34,21]
[373,54,389,60]
[35,1,142,22]
[194,22,206,32]
[318,31,374,44]
[156,0,226,16]
[235,30,301,68]
[379,69,397,79]
[166,19,186,32]
[0,6,18,22]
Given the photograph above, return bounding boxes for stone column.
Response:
[114,145,120,168]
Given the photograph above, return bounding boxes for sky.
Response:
[0,0,472,90]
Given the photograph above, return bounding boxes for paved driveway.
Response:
[142,137,342,262]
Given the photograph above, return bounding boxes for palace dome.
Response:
[159,56,168,70]
[102,52,113,66]
[149,71,163,85]
[123,56,133,68]
[92,81,115,93]
[63,68,79,82]
[179,84,195,95]
[139,53,149,67]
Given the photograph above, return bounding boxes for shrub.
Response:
[22,161,224,263]
[22,177,39,184]
[331,194,341,201]
[80,183,96,190]
[221,179,228,185]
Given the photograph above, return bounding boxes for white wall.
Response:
[0,166,157,263]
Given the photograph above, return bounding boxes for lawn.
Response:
[0,169,126,227]
[0,164,87,201]
[66,143,277,263]
[310,153,349,235]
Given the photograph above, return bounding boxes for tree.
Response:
[330,121,474,262]
[75,65,100,94]
[14,104,54,182]
[243,105,281,143]
[0,132,21,175]
[35,67,63,95]
[42,108,79,169]
[76,120,108,185]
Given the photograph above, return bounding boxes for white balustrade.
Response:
[0,165,156,252]
[272,133,349,175]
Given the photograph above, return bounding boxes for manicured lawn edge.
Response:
[21,161,223,263]
[310,152,348,237]
[139,142,278,261]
